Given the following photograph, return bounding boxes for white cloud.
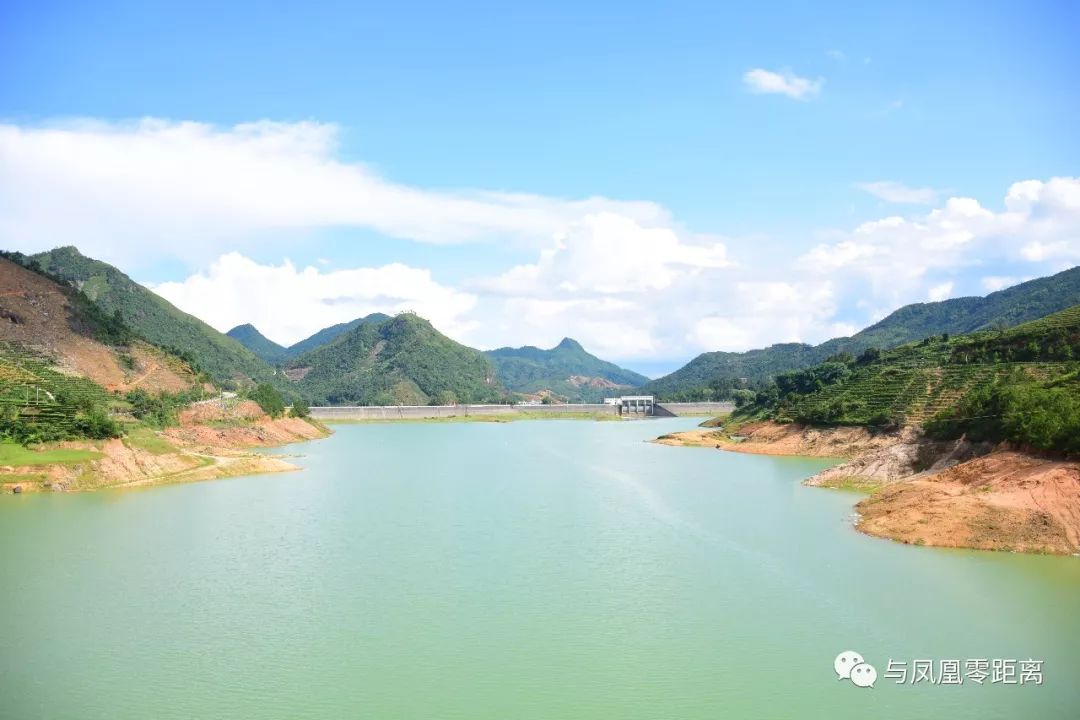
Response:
[4,114,1079,366]
[802,177,1080,313]
[927,282,954,301]
[981,276,1017,292]
[858,181,940,204]
[742,68,823,100]
[825,49,846,62]
[150,253,478,346]
[476,212,730,298]
[466,217,835,359]
[0,119,668,266]
[147,176,1080,364]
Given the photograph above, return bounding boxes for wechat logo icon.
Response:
[835,650,876,688]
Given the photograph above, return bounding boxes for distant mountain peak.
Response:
[225,323,287,364]
[484,337,647,401]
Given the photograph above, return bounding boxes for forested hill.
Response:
[226,324,287,365]
[0,253,200,443]
[735,304,1080,453]
[645,265,1080,400]
[285,313,504,406]
[228,314,392,365]
[286,313,391,358]
[30,247,276,387]
[486,338,648,402]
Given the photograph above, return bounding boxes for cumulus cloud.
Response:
[0,119,668,266]
[478,178,1079,361]
[147,177,1080,364]
[464,215,837,359]
[802,177,1080,310]
[927,282,954,301]
[981,276,1018,292]
[858,180,940,204]
[476,213,731,298]
[742,68,823,100]
[150,253,478,346]
[5,114,1078,366]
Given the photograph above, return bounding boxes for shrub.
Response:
[290,398,310,418]
[249,383,285,418]
[72,408,121,439]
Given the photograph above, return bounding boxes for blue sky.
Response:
[2,1,1079,376]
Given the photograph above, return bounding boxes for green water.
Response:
[1,419,1078,719]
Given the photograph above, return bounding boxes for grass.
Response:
[122,427,178,455]
[0,442,101,466]
[812,474,883,493]
[0,472,48,484]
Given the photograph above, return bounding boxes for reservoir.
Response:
[1,418,1078,718]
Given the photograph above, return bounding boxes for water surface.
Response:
[1,419,1078,718]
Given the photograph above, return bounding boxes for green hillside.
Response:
[286,313,391,358]
[286,313,505,405]
[229,314,393,365]
[736,305,1080,452]
[226,324,288,365]
[486,338,648,402]
[645,265,1080,400]
[31,247,276,387]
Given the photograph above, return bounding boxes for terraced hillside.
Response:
[646,265,1080,400]
[0,345,115,437]
[746,305,1080,430]
[1,255,205,442]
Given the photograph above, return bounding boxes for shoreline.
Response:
[655,419,1080,556]
[1,406,332,494]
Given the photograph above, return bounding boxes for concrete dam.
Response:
[309,401,734,421]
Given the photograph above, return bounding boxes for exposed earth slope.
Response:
[1,257,196,395]
[30,246,276,387]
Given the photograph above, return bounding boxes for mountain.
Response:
[1,254,199,440]
[284,312,504,406]
[226,324,288,365]
[286,313,391,358]
[30,247,276,387]
[227,314,393,365]
[738,304,1080,451]
[645,266,1080,400]
[485,337,648,402]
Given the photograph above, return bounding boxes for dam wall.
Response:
[309,403,616,421]
[654,401,735,416]
[309,400,734,421]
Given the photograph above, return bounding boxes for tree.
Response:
[290,398,310,418]
[856,347,881,365]
[249,383,285,418]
